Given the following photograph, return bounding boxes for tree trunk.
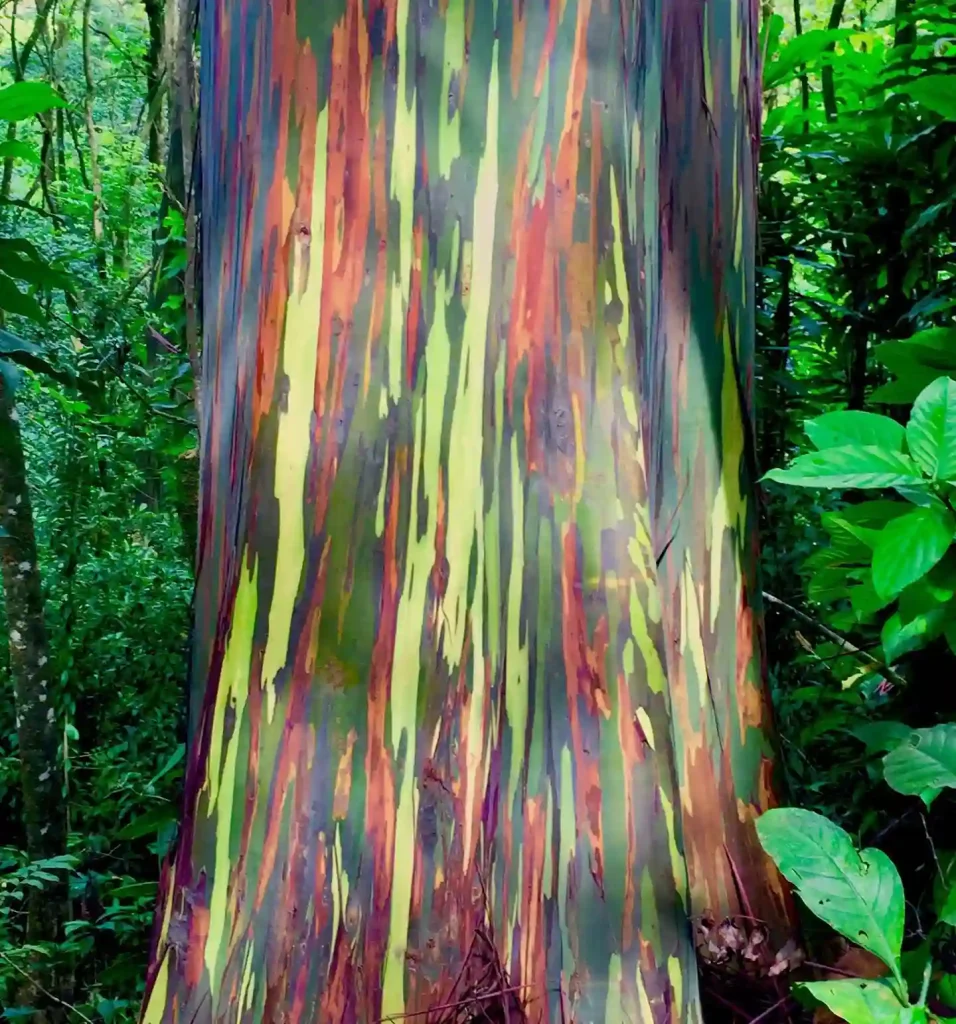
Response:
[81,0,107,283]
[140,2,789,1022]
[631,0,793,937]
[0,371,66,1016]
[143,0,165,168]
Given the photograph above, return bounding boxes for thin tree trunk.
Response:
[822,0,848,122]
[0,373,66,1018]
[793,0,811,134]
[174,0,200,432]
[81,0,106,281]
[143,0,165,167]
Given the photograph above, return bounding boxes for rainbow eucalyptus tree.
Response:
[141,1,788,1022]
[634,3,792,934]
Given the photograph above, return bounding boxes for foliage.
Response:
[758,807,956,1022]
[0,2,195,1020]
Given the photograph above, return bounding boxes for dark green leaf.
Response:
[0,139,38,162]
[850,721,914,754]
[108,881,157,899]
[0,272,43,322]
[899,75,956,120]
[114,802,177,840]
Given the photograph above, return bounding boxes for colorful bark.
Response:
[630,0,791,934]
[141,1,786,1022]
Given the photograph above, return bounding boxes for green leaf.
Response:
[114,802,177,840]
[0,239,72,291]
[0,272,43,322]
[871,506,955,600]
[850,721,914,754]
[937,973,956,1014]
[907,378,956,481]
[899,75,956,121]
[0,327,40,358]
[877,337,956,377]
[883,725,956,804]
[0,139,38,162]
[933,852,956,927]
[881,608,947,662]
[872,372,941,406]
[756,808,904,980]
[806,411,906,452]
[145,743,185,790]
[764,446,925,490]
[108,881,157,900]
[763,28,856,88]
[799,979,907,1024]
[0,81,67,122]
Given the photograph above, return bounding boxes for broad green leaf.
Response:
[0,272,43,322]
[881,608,948,662]
[903,328,956,355]
[0,327,40,358]
[938,974,956,1014]
[907,378,956,481]
[871,507,955,600]
[114,802,177,840]
[850,721,913,754]
[830,501,913,529]
[0,139,38,162]
[799,979,907,1024]
[0,81,66,122]
[876,339,956,377]
[0,239,72,291]
[806,411,905,452]
[764,446,925,490]
[109,881,157,900]
[899,75,956,121]
[872,372,941,406]
[756,808,904,979]
[933,852,956,927]
[883,725,956,803]
[850,574,894,618]
[763,28,855,88]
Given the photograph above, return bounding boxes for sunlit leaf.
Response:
[0,81,67,121]
[757,808,904,980]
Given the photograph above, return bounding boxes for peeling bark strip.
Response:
[141,1,785,1022]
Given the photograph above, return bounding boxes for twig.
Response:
[803,960,867,980]
[0,951,95,1024]
[373,985,531,1023]
[114,372,195,427]
[763,591,908,689]
[748,994,793,1024]
[920,813,943,883]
